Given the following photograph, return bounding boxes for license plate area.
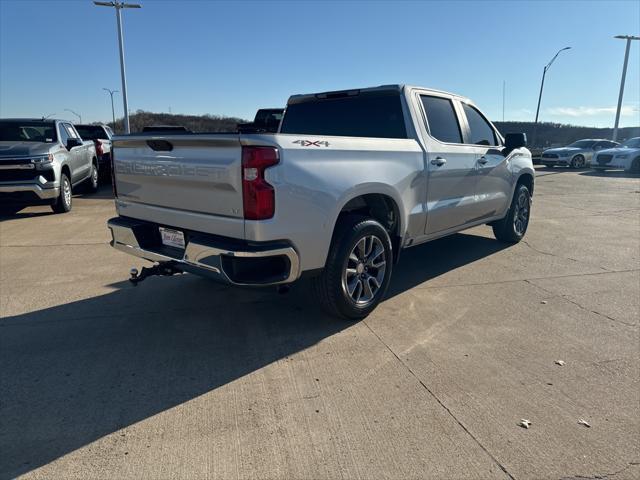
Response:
[159,227,185,249]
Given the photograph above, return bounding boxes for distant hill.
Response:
[108,110,248,134]
[107,111,639,148]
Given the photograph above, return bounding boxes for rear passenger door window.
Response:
[420,96,463,144]
[462,104,497,146]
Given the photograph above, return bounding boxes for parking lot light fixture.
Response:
[103,88,119,131]
[533,46,571,147]
[64,108,82,123]
[93,1,142,134]
[612,35,640,142]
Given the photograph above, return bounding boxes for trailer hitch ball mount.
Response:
[129,263,180,285]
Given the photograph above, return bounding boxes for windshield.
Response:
[75,125,108,140]
[621,137,640,148]
[567,140,597,149]
[0,121,58,143]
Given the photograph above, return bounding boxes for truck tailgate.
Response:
[113,134,244,221]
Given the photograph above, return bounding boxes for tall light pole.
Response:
[94,1,141,134]
[103,88,119,131]
[502,80,506,122]
[533,46,571,147]
[64,108,82,123]
[612,35,640,142]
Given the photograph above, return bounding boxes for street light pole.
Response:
[502,80,506,122]
[64,108,82,123]
[94,1,141,134]
[103,88,119,131]
[533,46,571,147]
[612,35,640,142]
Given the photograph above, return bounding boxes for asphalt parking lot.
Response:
[1,167,638,480]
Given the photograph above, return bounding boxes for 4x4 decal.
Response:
[292,139,330,147]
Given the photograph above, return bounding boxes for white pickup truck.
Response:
[108,85,533,319]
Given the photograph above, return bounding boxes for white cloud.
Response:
[547,105,638,117]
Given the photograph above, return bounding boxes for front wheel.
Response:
[628,157,640,173]
[86,162,99,193]
[51,173,72,213]
[312,216,393,320]
[571,155,585,169]
[492,184,531,243]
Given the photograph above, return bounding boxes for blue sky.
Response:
[1,0,638,127]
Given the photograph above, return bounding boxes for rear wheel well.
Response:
[337,194,402,263]
[516,173,534,196]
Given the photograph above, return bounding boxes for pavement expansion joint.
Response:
[361,319,516,480]
[559,461,639,480]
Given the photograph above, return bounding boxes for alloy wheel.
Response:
[63,177,72,206]
[513,191,530,236]
[342,235,387,306]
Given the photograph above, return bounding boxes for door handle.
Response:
[430,157,447,166]
[477,156,489,165]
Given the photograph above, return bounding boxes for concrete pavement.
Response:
[1,167,638,479]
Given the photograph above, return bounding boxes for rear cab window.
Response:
[280,91,408,139]
[76,125,108,140]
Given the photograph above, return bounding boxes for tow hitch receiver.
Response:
[129,263,181,285]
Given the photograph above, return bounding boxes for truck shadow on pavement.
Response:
[0,232,508,478]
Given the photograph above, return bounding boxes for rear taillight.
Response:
[242,146,279,220]
[95,139,104,156]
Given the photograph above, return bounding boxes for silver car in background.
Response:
[541,139,619,168]
[592,137,640,173]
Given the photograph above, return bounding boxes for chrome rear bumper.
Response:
[108,216,300,286]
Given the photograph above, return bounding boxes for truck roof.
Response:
[287,84,470,105]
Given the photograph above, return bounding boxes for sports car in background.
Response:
[541,139,619,168]
[592,137,640,173]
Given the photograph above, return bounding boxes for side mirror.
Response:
[505,133,527,151]
[66,138,82,149]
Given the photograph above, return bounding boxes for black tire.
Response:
[86,161,99,193]
[630,157,640,173]
[312,215,393,320]
[492,184,531,243]
[51,172,72,213]
[570,155,585,169]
